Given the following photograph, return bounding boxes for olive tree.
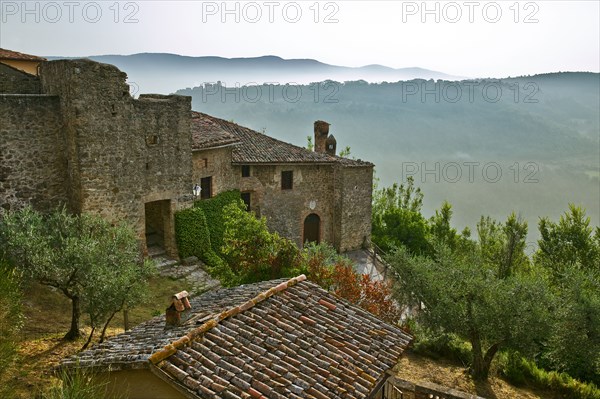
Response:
[0,207,154,341]
[390,245,552,380]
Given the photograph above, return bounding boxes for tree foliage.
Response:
[389,244,552,380]
[477,212,530,278]
[429,201,472,253]
[301,243,402,323]
[536,204,600,276]
[372,176,431,254]
[220,201,300,286]
[534,205,600,384]
[0,207,154,342]
[542,268,600,385]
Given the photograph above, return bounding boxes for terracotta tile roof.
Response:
[191,112,373,167]
[191,111,240,150]
[0,48,46,61]
[60,279,287,372]
[62,276,411,398]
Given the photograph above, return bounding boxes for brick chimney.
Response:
[165,290,192,327]
[325,134,337,156]
[314,121,330,153]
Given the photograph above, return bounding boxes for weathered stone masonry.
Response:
[2,59,193,257]
[0,63,41,94]
[0,95,66,211]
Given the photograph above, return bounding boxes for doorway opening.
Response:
[303,213,321,245]
[144,200,171,257]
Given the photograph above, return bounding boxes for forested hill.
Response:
[177,72,600,243]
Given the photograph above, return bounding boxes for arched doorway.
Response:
[303,213,321,245]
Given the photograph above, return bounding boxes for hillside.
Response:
[176,72,600,242]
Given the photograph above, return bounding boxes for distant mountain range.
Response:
[46,53,462,94]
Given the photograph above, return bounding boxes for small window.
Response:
[241,192,251,211]
[281,171,293,190]
[200,177,212,199]
[241,165,250,177]
[146,135,159,145]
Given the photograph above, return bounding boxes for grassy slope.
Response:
[395,351,564,399]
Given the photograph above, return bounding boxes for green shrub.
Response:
[202,250,237,286]
[174,207,212,260]
[221,201,301,286]
[411,325,472,365]
[496,351,527,386]
[194,190,241,257]
[499,354,600,399]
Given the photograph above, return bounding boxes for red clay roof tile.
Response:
[62,275,411,398]
[0,48,46,61]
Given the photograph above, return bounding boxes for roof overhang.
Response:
[192,142,239,152]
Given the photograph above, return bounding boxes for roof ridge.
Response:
[195,111,338,161]
[148,274,307,365]
[0,48,47,61]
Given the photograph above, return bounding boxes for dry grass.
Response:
[394,350,566,399]
[4,276,195,398]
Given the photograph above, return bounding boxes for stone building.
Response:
[191,112,374,252]
[1,52,373,257]
[0,48,45,75]
[0,48,45,94]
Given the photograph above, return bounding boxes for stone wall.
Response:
[0,63,41,94]
[338,165,374,252]
[0,95,68,212]
[38,59,193,256]
[96,370,186,399]
[192,146,238,196]
[247,164,336,248]
[194,159,374,252]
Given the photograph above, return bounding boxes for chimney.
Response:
[325,134,337,156]
[314,120,330,153]
[165,290,192,327]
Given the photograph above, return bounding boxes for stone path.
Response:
[344,248,390,282]
[152,249,390,297]
[154,256,221,295]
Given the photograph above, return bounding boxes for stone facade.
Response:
[337,165,373,252]
[192,147,238,196]
[1,56,373,257]
[1,59,194,257]
[0,63,41,94]
[245,164,337,246]
[0,95,66,211]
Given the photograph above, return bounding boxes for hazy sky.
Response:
[1,0,598,77]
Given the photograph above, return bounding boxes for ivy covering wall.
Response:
[193,190,241,257]
[174,190,241,270]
